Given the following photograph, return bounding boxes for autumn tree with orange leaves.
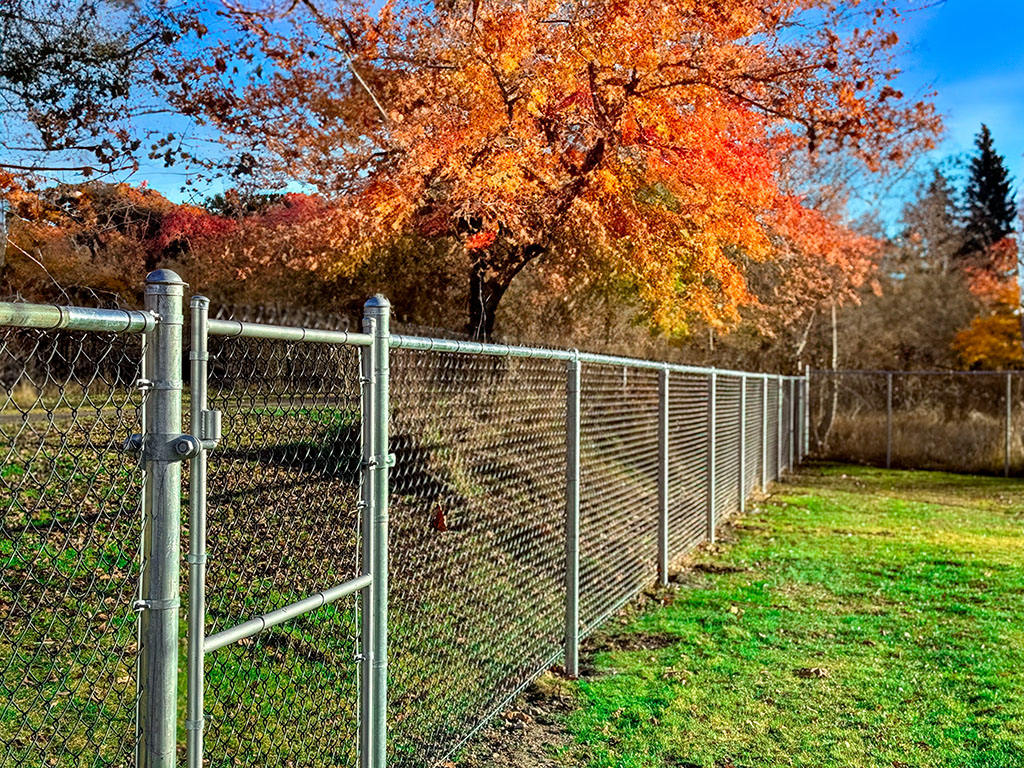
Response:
[953,237,1023,369]
[168,0,938,338]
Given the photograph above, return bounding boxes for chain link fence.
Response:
[810,370,1023,476]
[0,278,804,768]
[1,324,146,767]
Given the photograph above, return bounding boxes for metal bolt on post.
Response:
[658,367,670,585]
[138,270,186,768]
[362,296,391,768]
[707,372,717,543]
[565,355,582,676]
[738,375,746,514]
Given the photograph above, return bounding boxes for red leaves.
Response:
[155,207,236,251]
[465,230,497,251]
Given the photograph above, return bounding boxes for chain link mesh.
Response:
[200,335,364,766]
[666,373,709,561]
[387,350,567,767]
[743,377,763,498]
[578,364,660,635]
[714,376,742,519]
[811,371,1024,474]
[1,327,144,767]
[0,299,805,768]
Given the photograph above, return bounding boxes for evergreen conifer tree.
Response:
[962,124,1016,256]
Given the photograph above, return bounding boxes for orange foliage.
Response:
[953,238,1023,369]
[172,1,938,335]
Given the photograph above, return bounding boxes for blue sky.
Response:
[129,0,1024,219]
[896,0,1024,199]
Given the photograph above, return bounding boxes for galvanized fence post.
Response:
[788,378,795,471]
[565,355,582,675]
[707,372,717,543]
[803,365,811,460]
[1005,371,1012,478]
[738,375,746,514]
[792,376,800,464]
[776,375,783,478]
[363,296,391,768]
[655,370,671,585]
[186,295,222,768]
[886,372,893,469]
[138,270,186,768]
[761,376,768,490]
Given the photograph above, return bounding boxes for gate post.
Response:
[565,355,582,675]
[658,367,670,585]
[362,296,391,768]
[138,270,186,768]
[359,316,376,767]
[186,295,217,767]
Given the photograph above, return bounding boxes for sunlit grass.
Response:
[556,464,1024,768]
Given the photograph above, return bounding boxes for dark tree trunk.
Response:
[467,259,508,340]
[466,244,544,340]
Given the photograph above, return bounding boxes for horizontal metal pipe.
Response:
[204,572,373,654]
[390,333,799,380]
[0,302,155,334]
[207,318,373,346]
[811,368,1019,377]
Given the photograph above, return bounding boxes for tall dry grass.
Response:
[814,406,1022,476]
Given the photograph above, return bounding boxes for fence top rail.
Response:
[0,301,155,334]
[207,317,373,346]
[811,367,1021,377]
[0,299,803,381]
[390,332,799,380]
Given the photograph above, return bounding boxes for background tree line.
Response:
[0,0,1019,372]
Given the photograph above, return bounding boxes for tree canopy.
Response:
[169,0,939,337]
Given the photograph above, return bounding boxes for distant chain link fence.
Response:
[810,370,1023,476]
[0,281,804,768]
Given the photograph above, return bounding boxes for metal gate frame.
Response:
[184,291,391,768]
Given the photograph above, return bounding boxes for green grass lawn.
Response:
[522,464,1024,768]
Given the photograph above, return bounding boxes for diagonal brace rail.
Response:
[204,573,374,654]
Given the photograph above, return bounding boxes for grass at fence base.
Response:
[462,463,1024,768]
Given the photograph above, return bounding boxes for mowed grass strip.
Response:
[559,464,1024,768]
